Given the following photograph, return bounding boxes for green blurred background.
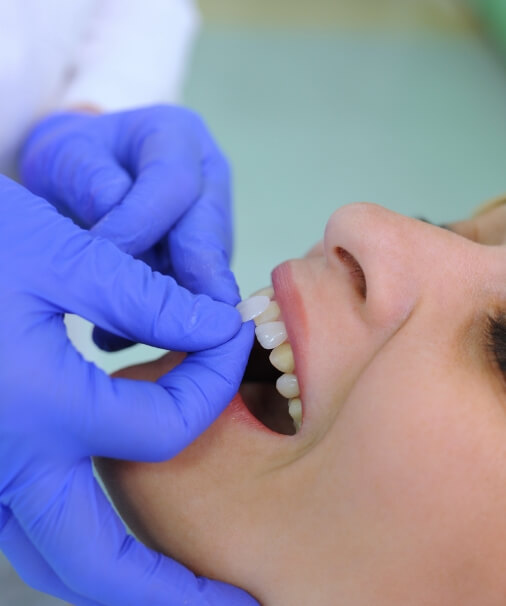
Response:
[4,1,506,601]
[467,0,506,55]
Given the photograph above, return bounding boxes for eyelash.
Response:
[485,314,506,381]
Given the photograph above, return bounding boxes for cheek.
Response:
[325,352,506,586]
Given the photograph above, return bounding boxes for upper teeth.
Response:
[237,287,303,433]
[251,285,275,299]
[236,295,270,322]
[276,373,299,399]
[269,342,294,373]
[288,398,302,432]
[254,300,281,325]
[255,321,287,349]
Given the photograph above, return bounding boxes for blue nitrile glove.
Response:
[0,176,258,606]
[20,105,238,352]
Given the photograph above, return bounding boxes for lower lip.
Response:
[222,391,282,435]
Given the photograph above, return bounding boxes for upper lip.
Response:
[271,261,307,422]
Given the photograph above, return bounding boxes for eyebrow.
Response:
[415,216,452,231]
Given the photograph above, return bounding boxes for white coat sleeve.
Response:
[60,0,200,111]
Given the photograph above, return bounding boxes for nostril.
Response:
[335,246,367,299]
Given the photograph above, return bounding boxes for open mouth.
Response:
[237,287,302,436]
[240,339,296,435]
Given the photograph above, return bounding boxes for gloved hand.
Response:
[0,176,257,605]
[20,105,238,352]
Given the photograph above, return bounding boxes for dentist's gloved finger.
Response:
[22,134,132,226]
[37,212,242,352]
[91,133,201,256]
[90,235,175,352]
[17,460,221,606]
[169,151,240,305]
[81,322,254,461]
[0,508,103,606]
[91,325,135,352]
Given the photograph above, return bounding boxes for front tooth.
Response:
[236,295,270,322]
[288,398,302,431]
[250,285,274,299]
[276,373,300,399]
[254,301,281,326]
[269,342,294,373]
[255,321,287,349]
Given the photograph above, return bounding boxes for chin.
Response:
[95,390,280,597]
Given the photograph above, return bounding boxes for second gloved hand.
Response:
[20,105,237,350]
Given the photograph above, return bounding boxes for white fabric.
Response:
[0,0,200,179]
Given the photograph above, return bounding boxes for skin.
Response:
[97,201,506,606]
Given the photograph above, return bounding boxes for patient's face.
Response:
[97,203,506,606]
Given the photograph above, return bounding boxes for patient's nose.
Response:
[322,202,438,330]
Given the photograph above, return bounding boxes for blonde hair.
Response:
[472,194,506,218]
